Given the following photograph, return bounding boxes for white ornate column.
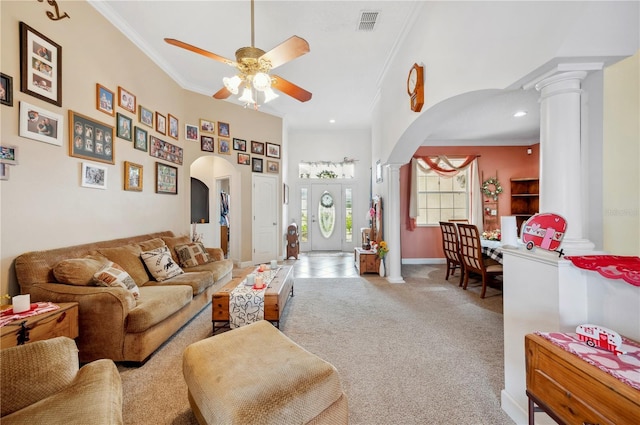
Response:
[535,71,595,253]
[386,163,405,283]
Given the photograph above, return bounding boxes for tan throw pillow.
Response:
[93,261,140,299]
[137,237,166,252]
[174,242,211,268]
[53,256,108,286]
[140,246,184,282]
[161,235,191,263]
[93,244,149,286]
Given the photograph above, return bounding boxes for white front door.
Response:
[253,175,278,264]
[311,183,342,251]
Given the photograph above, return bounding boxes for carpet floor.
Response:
[118,265,513,424]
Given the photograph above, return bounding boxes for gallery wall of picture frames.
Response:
[5,21,282,186]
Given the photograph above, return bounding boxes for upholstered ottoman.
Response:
[183,320,348,424]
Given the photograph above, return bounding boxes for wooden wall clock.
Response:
[407,63,424,112]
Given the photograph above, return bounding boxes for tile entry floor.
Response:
[283,251,360,278]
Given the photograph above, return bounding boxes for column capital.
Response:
[535,70,587,93]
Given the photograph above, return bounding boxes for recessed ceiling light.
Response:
[513,111,528,118]
[329,119,336,124]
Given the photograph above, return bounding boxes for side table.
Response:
[354,248,380,275]
[1,302,79,348]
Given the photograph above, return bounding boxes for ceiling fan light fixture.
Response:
[263,87,279,104]
[223,75,242,94]
[252,72,272,91]
[238,87,256,105]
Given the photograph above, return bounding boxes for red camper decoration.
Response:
[521,213,567,254]
[576,324,625,355]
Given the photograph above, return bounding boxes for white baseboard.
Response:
[401,258,446,265]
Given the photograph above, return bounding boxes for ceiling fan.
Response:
[165,0,312,107]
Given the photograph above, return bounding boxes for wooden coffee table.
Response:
[212,265,294,333]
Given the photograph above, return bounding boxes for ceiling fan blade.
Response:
[271,75,312,102]
[261,36,310,70]
[164,38,236,66]
[213,87,232,99]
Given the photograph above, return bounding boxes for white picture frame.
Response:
[19,101,63,146]
[81,162,107,190]
[0,145,19,165]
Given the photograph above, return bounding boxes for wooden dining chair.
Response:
[439,221,464,286]
[457,223,503,298]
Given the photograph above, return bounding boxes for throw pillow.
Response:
[137,237,166,252]
[93,261,140,299]
[174,242,211,268]
[161,235,191,263]
[140,246,184,282]
[53,256,109,286]
[92,244,149,286]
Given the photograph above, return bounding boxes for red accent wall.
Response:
[400,144,540,259]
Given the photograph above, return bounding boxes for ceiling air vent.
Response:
[357,11,379,32]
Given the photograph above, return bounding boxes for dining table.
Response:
[480,239,504,264]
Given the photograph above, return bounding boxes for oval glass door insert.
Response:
[318,191,336,238]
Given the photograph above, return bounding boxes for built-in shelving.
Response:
[510,178,539,230]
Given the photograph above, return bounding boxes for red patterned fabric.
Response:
[537,332,640,390]
[566,255,640,287]
[0,302,60,327]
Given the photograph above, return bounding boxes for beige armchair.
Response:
[1,336,123,425]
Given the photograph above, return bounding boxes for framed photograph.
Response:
[218,121,230,137]
[201,135,214,152]
[283,183,289,205]
[251,140,264,155]
[168,114,179,140]
[185,124,199,142]
[376,159,383,183]
[266,160,279,174]
[138,105,154,128]
[118,86,136,113]
[19,101,63,146]
[20,22,62,106]
[252,157,263,173]
[1,73,14,106]
[200,119,215,134]
[156,162,178,195]
[81,162,107,190]
[124,161,143,192]
[233,138,246,151]
[266,142,281,159]
[134,126,148,152]
[0,164,9,181]
[218,138,231,155]
[156,112,166,135]
[69,110,115,164]
[96,83,114,116]
[237,153,250,165]
[116,113,132,141]
[0,145,19,165]
[149,136,183,165]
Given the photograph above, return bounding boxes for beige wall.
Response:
[0,1,283,296]
[603,50,640,255]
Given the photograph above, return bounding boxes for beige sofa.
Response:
[14,231,233,363]
[1,336,123,425]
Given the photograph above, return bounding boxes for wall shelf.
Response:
[510,178,539,230]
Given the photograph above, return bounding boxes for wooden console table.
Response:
[525,333,640,425]
[1,302,79,348]
[354,248,380,275]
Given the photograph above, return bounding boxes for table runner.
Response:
[565,255,640,287]
[0,302,60,327]
[536,331,640,390]
[229,267,280,329]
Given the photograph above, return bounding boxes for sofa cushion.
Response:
[137,237,166,252]
[183,258,234,282]
[143,271,213,296]
[92,245,149,286]
[174,242,211,268]
[140,246,184,282]
[52,256,109,286]
[161,235,191,263]
[126,285,192,333]
[93,262,140,299]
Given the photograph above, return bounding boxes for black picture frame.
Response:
[155,162,178,195]
[233,138,246,151]
[134,126,148,152]
[201,135,214,152]
[1,73,14,106]
[266,142,281,159]
[20,22,62,106]
[252,157,263,173]
[251,140,264,155]
[149,135,183,165]
[69,110,115,164]
[116,113,132,141]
